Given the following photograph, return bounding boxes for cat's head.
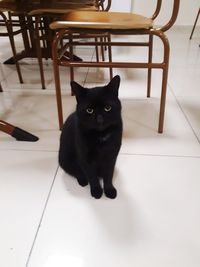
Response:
[71,75,121,131]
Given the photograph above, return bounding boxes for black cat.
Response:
[59,75,122,199]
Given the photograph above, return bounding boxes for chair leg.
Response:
[104,36,107,51]
[189,8,200,40]
[0,83,3,92]
[44,17,53,60]
[27,16,35,50]
[53,62,63,130]
[52,33,64,130]
[107,34,113,80]
[100,37,105,61]
[18,14,31,53]
[6,18,23,84]
[147,34,153,97]
[35,17,46,89]
[155,31,170,134]
[69,34,74,84]
[159,67,169,133]
[41,19,48,60]
[95,37,100,62]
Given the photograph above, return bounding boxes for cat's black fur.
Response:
[59,75,122,199]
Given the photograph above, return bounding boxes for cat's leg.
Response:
[59,153,88,186]
[81,163,103,199]
[89,176,103,199]
[100,159,117,199]
[76,165,88,187]
[65,161,88,187]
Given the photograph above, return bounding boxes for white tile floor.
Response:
[0,26,200,267]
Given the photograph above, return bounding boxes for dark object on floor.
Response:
[0,120,39,142]
[3,57,15,64]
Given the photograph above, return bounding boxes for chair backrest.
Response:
[151,0,180,32]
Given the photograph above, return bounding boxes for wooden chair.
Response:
[0,0,41,89]
[29,0,111,89]
[0,11,24,87]
[50,0,180,134]
[0,2,40,140]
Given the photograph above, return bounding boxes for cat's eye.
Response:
[104,105,112,112]
[86,108,94,114]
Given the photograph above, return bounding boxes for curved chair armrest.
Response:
[151,0,162,20]
[156,0,180,32]
[97,0,111,11]
[105,0,112,11]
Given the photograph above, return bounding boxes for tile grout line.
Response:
[25,165,59,267]
[168,83,200,145]
[1,148,200,160]
[0,148,58,153]
[83,48,96,87]
[120,152,200,159]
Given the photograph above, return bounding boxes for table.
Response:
[1,0,98,64]
[0,0,98,140]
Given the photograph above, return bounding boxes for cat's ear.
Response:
[70,81,86,102]
[106,75,120,97]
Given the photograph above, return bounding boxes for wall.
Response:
[110,0,132,12]
[111,0,200,26]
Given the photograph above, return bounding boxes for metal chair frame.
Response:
[51,0,180,133]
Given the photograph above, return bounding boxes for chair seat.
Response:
[50,11,153,30]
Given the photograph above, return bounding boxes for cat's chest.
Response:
[86,131,113,150]
[81,129,121,160]
[87,133,114,159]
[97,133,112,144]
[82,128,121,152]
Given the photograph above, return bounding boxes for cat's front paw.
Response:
[91,186,103,199]
[104,186,117,199]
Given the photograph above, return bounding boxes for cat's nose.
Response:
[97,115,104,124]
